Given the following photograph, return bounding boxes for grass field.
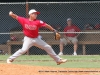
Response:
[0,55,100,68]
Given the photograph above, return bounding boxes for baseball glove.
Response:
[53,30,61,40]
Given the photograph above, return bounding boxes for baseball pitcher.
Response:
[7,9,67,65]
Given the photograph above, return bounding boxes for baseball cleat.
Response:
[57,59,67,65]
[7,59,13,64]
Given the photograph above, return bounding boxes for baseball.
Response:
[9,11,13,15]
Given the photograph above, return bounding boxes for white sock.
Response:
[74,52,77,54]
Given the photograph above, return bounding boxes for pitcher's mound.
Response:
[0,63,100,75]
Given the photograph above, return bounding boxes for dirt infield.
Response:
[0,64,100,75]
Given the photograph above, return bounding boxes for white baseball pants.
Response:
[8,36,61,62]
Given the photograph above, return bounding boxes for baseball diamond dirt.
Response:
[0,64,100,75]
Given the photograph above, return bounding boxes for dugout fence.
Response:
[0,1,100,55]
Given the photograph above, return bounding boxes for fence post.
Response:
[26,0,29,18]
[82,44,86,55]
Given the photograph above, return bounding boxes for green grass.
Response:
[0,55,100,68]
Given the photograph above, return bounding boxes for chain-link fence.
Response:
[0,1,100,55]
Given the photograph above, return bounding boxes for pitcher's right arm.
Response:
[9,11,18,20]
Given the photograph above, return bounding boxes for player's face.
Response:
[30,12,37,20]
[67,20,72,26]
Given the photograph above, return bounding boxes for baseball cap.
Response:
[67,18,72,21]
[28,9,40,15]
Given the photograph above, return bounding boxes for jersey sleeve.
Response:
[17,16,25,25]
[38,20,46,27]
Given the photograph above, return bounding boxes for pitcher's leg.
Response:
[7,36,33,63]
[34,38,62,62]
[43,45,61,62]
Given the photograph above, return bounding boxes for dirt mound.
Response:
[0,63,100,75]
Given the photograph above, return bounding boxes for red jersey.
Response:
[64,25,80,37]
[17,16,46,38]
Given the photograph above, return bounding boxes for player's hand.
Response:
[9,11,13,16]
[9,11,18,20]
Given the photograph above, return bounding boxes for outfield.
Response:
[0,55,100,68]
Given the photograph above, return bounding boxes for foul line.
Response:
[38,70,100,72]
